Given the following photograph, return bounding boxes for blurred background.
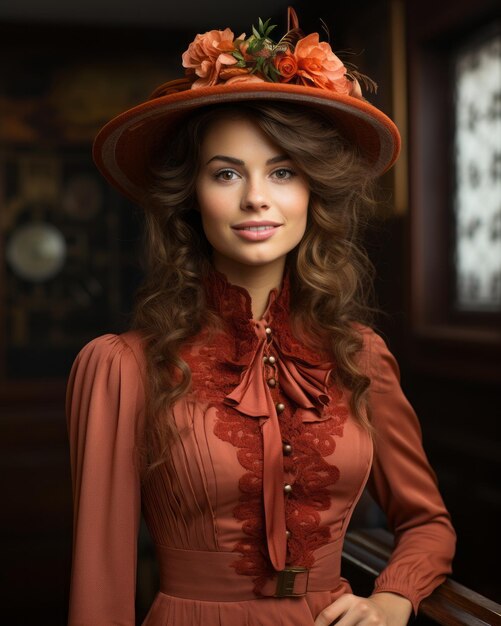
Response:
[0,0,500,623]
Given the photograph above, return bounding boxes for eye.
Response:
[272,168,296,181]
[214,169,239,181]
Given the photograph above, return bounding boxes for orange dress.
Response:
[66,273,455,625]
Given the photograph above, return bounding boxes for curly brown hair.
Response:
[132,102,378,473]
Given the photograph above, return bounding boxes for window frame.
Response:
[406,0,501,380]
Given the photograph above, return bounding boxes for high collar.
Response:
[205,268,290,327]
[204,267,328,369]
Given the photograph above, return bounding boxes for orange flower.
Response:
[182,28,240,88]
[219,66,265,85]
[273,51,298,82]
[293,33,352,93]
[235,39,253,63]
[219,66,249,80]
[219,67,265,84]
[225,73,266,85]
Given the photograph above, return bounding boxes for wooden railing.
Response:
[342,529,501,626]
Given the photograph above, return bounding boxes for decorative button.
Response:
[284,483,293,494]
[285,530,291,539]
[267,355,276,365]
[283,443,293,456]
[267,377,277,388]
[263,356,269,364]
[265,327,272,336]
[276,402,285,413]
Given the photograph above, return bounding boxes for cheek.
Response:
[297,211,309,242]
[294,194,309,243]
[288,189,309,228]
[199,210,221,245]
[197,188,227,232]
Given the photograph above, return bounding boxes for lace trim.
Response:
[270,283,328,364]
[283,393,348,571]
[214,393,348,594]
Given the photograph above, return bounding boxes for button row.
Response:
[263,330,293,546]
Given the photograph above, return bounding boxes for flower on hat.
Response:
[293,33,352,92]
[273,51,298,83]
[182,28,241,88]
[220,68,266,85]
[180,10,376,98]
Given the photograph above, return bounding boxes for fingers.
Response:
[314,593,388,626]
[314,594,354,626]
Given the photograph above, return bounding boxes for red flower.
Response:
[274,51,298,82]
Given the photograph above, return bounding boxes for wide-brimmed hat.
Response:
[93,8,401,205]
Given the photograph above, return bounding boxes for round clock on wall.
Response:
[6,222,67,282]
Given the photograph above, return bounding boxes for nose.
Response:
[241,177,270,211]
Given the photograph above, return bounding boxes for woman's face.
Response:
[195,115,310,278]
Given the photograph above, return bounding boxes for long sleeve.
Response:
[66,333,145,625]
[364,331,456,613]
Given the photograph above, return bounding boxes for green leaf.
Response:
[268,64,280,78]
[252,25,260,39]
[265,24,277,38]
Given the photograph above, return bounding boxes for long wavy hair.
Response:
[132,102,378,473]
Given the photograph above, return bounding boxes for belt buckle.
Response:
[275,567,309,597]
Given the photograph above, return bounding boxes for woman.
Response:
[66,8,456,626]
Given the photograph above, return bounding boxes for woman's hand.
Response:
[314,592,413,626]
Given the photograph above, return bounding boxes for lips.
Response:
[236,225,275,232]
[232,221,282,230]
[231,221,282,241]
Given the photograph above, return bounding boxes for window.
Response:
[453,30,501,312]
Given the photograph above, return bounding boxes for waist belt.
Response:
[155,541,343,602]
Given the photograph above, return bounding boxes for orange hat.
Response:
[93,7,401,204]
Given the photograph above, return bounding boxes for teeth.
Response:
[240,226,274,231]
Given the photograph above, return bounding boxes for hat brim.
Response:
[93,81,401,205]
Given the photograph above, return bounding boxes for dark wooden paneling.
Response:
[0,398,72,624]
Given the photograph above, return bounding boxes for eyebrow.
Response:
[205,154,291,166]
